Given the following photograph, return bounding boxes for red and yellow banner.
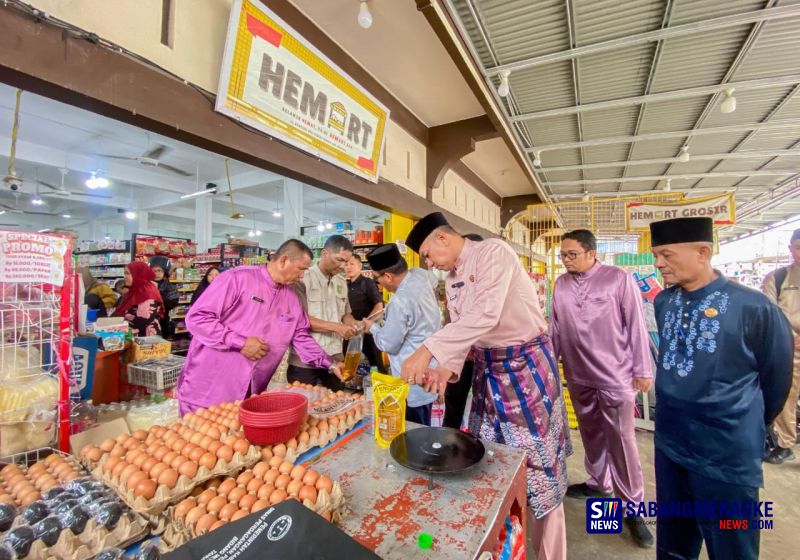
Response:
[216,0,389,182]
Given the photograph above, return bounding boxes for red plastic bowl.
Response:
[239,392,308,445]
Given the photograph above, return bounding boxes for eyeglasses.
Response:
[559,251,586,261]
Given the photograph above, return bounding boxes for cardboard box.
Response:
[69,417,130,456]
[127,336,172,364]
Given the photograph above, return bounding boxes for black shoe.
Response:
[624,517,654,549]
[765,446,795,464]
[566,482,612,499]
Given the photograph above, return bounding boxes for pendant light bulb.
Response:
[272,208,282,218]
[32,196,44,206]
[663,179,672,192]
[125,210,137,220]
[325,222,333,230]
[317,221,325,232]
[533,150,542,167]
[720,87,737,114]
[581,190,589,202]
[248,230,255,237]
[678,146,690,163]
[497,70,511,98]
[357,1,373,29]
[256,229,262,236]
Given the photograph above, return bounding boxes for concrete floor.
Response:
[527,428,800,559]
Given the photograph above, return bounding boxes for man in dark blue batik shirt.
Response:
[649,216,793,560]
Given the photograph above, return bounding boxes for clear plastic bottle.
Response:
[363,366,377,435]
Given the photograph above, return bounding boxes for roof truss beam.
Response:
[484,4,800,77]
[541,150,800,172]
[546,169,797,187]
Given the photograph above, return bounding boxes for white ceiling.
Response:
[0,83,386,241]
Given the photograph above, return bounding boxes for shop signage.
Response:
[625,193,735,231]
[0,230,68,285]
[216,0,390,183]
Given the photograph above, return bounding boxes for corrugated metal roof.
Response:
[573,0,664,45]
[449,0,800,231]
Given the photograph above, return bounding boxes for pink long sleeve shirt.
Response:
[423,239,548,374]
[177,266,331,410]
[549,261,653,391]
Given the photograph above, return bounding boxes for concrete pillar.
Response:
[137,211,149,235]
[195,196,213,251]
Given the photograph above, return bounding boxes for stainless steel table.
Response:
[304,426,528,559]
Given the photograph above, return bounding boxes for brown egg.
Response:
[227,487,246,506]
[207,440,223,455]
[99,438,116,452]
[216,445,234,464]
[195,512,218,534]
[174,497,196,521]
[135,478,158,500]
[199,435,214,449]
[298,485,317,503]
[206,495,227,515]
[251,461,270,479]
[120,464,140,485]
[298,431,310,444]
[223,434,238,447]
[197,489,217,506]
[20,490,41,506]
[207,426,221,440]
[267,456,282,470]
[238,494,257,511]
[127,470,148,491]
[316,475,333,494]
[123,437,141,450]
[116,433,130,445]
[86,446,103,462]
[158,468,180,489]
[171,455,189,471]
[260,447,274,461]
[285,438,298,450]
[38,478,59,492]
[189,432,204,445]
[112,460,129,480]
[272,443,287,458]
[150,446,168,462]
[246,478,264,494]
[63,471,81,482]
[269,488,288,505]
[230,509,249,522]
[185,505,206,527]
[189,447,205,463]
[229,419,241,431]
[7,473,27,488]
[0,494,14,504]
[289,465,306,480]
[236,471,255,487]
[309,427,320,438]
[286,479,303,497]
[263,469,280,485]
[274,474,291,490]
[233,439,250,455]
[179,460,198,479]
[141,457,158,475]
[209,519,227,532]
[278,461,293,475]
[131,452,149,469]
[250,498,269,513]
[171,439,187,453]
[103,456,121,474]
[257,483,276,500]
[198,453,217,471]
[149,462,168,481]
[110,445,127,458]
[217,479,237,497]
[218,502,238,521]
[161,450,178,465]
[301,470,320,487]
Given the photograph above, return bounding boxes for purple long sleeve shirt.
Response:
[176,265,331,411]
[549,261,653,391]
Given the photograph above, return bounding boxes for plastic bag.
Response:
[371,372,409,448]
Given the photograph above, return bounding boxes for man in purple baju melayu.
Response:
[549,229,654,548]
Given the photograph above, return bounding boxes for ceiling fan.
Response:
[38,168,112,199]
[0,194,57,216]
[98,143,193,177]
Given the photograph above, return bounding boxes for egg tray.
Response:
[260,407,365,464]
[158,482,346,553]
[21,512,149,560]
[0,448,87,507]
[88,444,262,516]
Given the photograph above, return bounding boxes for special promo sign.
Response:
[216,0,389,182]
[0,231,68,284]
[625,193,735,231]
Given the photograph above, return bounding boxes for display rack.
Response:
[74,239,131,286]
[217,241,269,269]
[0,230,74,454]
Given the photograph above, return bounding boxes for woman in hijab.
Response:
[77,267,117,311]
[113,261,165,336]
[149,256,179,337]
[189,266,220,306]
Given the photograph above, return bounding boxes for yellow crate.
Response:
[562,384,578,430]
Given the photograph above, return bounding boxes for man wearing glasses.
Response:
[287,234,359,389]
[549,229,654,548]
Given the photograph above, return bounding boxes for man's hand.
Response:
[400,345,434,385]
[336,324,357,339]
[361,317,374,334]
[632,377,652,393]
[329,362,345,380]
[241,337,268,361]
[422,367,455,397]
